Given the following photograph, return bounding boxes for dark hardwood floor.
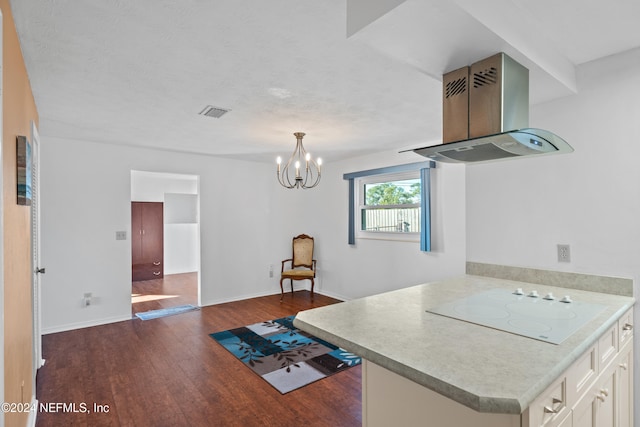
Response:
[131,272,198,316]
[36,279,361,427]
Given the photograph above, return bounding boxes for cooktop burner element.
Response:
[426,288,606,344]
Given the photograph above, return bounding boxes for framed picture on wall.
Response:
[17,135,32,206]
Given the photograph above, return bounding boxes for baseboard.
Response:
[43,288,351,333]
[315,289,352,302]
[201,285,352,307]
[42,314,132,335]
[201,289,281,306]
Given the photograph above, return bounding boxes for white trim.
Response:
[44,288,351,333]
[42,314,133,335]
[0,11,5,427]
[355,170,421,242]
[30,121,44,374]
[130,170,203,308]
[202,289,284,307]
[26,396,38,427]
[203,287,352,307]
[312,289,352,302]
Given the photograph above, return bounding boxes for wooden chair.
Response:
[280,234,317,300]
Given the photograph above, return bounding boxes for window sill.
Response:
[356,233,420,243]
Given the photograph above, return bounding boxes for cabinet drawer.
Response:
[597,323,618,371]
[618,308,633,349]
[132,262,164,281]
[527,374,568,427]
[566,344,597,407]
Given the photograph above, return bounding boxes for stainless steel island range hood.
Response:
[412,53,573,163]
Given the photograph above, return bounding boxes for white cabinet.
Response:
[616,346,633,427]
[536,308,634,427]
[527,373,569,427]
[557,413,573,427]
[362,307,634,427]
[572,362,617,427]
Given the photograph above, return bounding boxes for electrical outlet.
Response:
[115,231,127,240]
[557,244,571,262]
[83,292,93,307]
[269,264,274,278]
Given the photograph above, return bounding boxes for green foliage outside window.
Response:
[365,180,420,206]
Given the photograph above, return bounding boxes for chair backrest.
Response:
[292,234,314,268]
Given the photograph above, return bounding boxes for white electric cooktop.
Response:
[426,288,606,344]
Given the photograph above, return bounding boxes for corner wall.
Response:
[273,149,467,300]
[2,0,39,425]
[465,48,640,423]
[40,138,278,333]
[41,137,467,333]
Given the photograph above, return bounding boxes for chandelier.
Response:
[276,132,322,189]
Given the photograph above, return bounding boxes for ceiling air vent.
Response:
[199,105,231,119]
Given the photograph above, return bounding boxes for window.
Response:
[343,161,434,251]
[357,172,421,240]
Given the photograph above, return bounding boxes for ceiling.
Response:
[11,0,640,163]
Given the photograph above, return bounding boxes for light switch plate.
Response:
[116,231,127,240]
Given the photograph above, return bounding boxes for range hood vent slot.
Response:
[473,66,498,88]
[445,77,467,98]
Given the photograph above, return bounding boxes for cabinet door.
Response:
[131,202,164,281]
[594,368,616,427]
[141,202,163,263]
[573,391,596,427]
[572,365,616,427]
[556,412,572,427]
[617,347,633,427]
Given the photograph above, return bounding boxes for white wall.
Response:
[40,135,466,331]
[131,171,198,201]
[465,48,640,421]
[164,193,199,274]
[40,139,277,333]
[272,149,467,300]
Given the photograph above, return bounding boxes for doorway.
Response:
[130,171,201,315]
[31,121,45,374]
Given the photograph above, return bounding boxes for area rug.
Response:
[135,304,199,320]
[210,315,361,394]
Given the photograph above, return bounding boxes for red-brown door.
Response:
[131,202,164,281]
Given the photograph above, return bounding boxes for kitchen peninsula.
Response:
[294,264,635,427]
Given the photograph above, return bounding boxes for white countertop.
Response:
[293,275,635,414]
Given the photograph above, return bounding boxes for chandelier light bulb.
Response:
[275,132,322,189]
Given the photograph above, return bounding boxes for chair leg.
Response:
[290,279,294,294]
[310,278,314,300]
[280,278,284,301]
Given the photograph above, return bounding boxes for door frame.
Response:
[0,9,5,424]
[129,171,202,307]
[31,121,44,374]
